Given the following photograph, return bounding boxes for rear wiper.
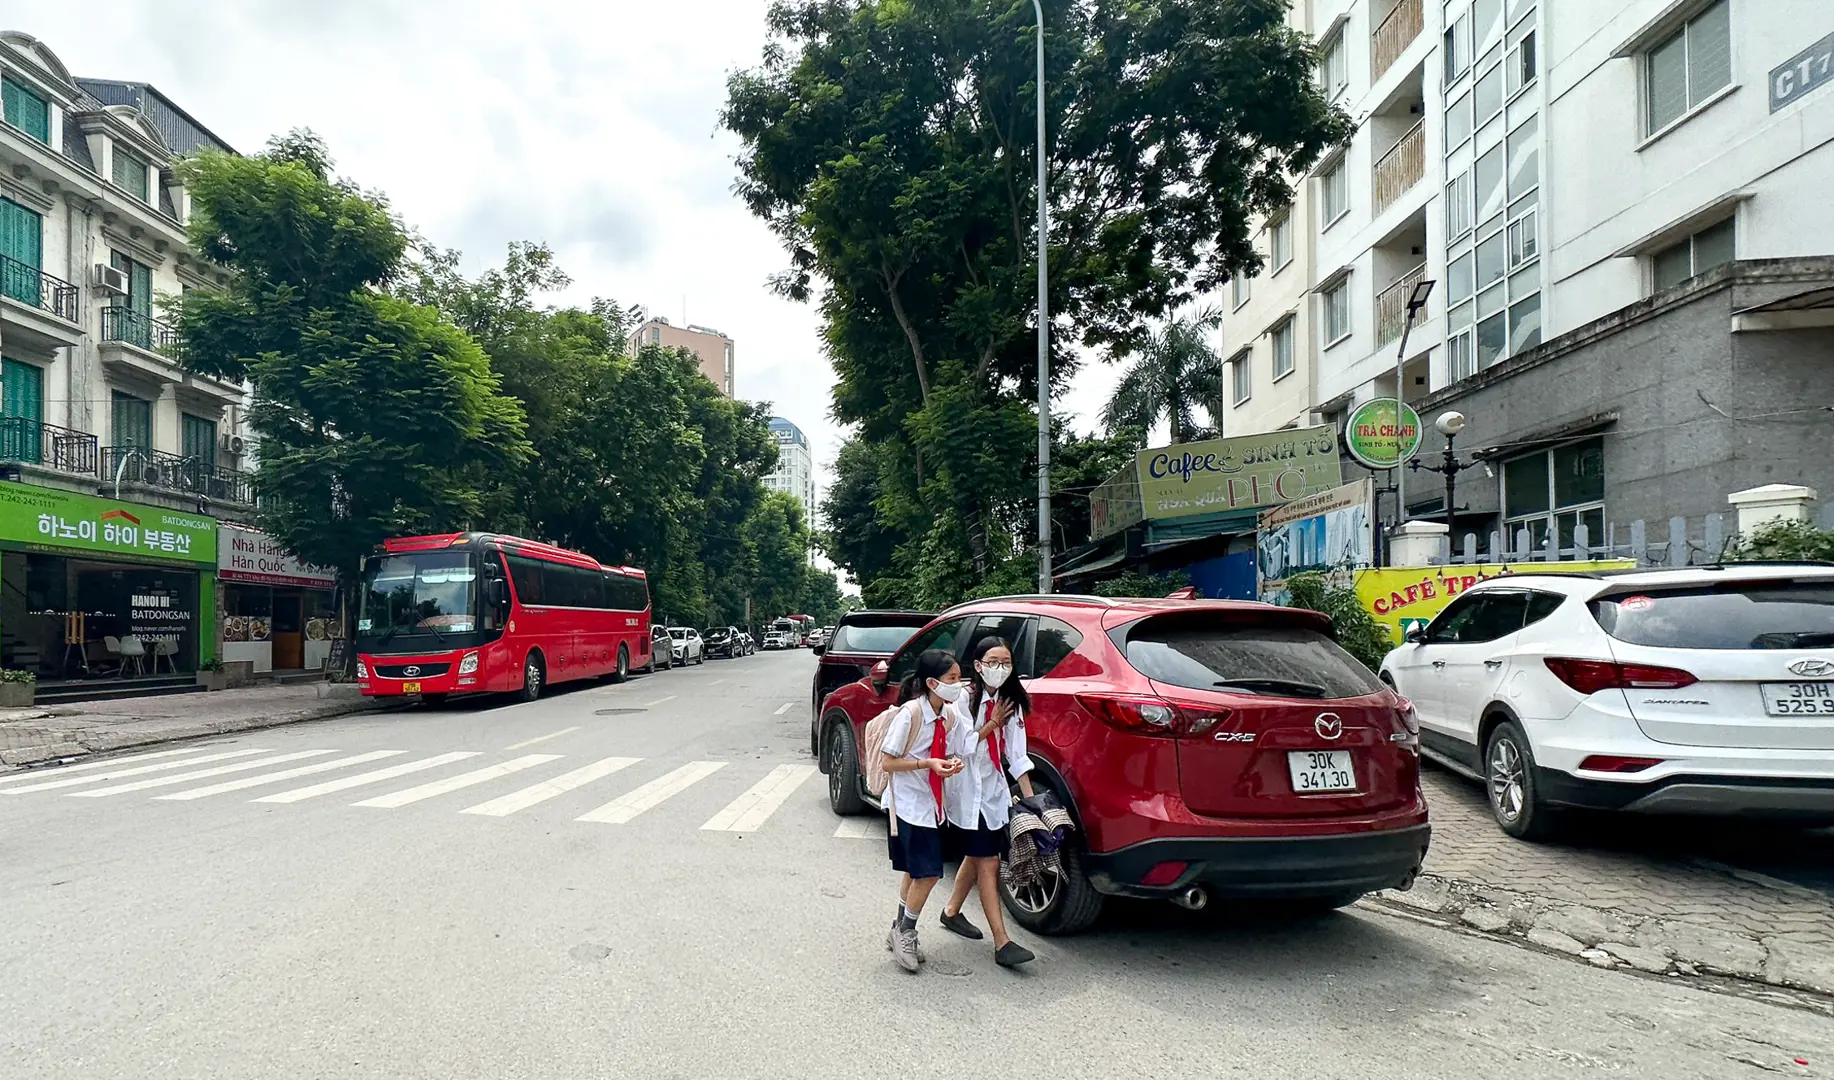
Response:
[1212,678,1328,698]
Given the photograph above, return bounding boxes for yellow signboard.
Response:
[1136,425,1342,521]
[1355,561,1636,645]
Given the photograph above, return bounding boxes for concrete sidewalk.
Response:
[1376,767,1834,997]
[0,684,393,769]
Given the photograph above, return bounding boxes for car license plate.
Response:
[401,681,421,694]
[1762,682,1834,716]
[1287,750,1357,793]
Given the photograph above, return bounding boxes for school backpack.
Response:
[862,701,923,799]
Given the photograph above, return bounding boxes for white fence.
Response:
[1430,504,1834,567]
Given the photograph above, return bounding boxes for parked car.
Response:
[763,630,789,650]
[667,626,705,665]
[1382,564,1834,841]
[703,626,741,659]
[815,596,1429,934]
[647,624,674,672]
[809,610,935,752]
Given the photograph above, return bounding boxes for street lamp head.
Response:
[1406,278,1437,313]
[1434,410,1467,437]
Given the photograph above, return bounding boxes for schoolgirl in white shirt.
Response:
[937,636,1037,968]
[879,647,966,973]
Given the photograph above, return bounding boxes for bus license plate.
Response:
[1288,750,1357,793]
[1762,682,1834,715]
[401,682,421,694]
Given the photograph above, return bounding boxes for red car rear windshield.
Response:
[1118,618,1383,700]
[829,623,923,654]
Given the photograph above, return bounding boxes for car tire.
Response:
[420,692,449,707]
[518,652,544,703]
[612,646,630,683]
[1485,719,1559,841]
[1000,836,1105,936]
[825,714,866,815]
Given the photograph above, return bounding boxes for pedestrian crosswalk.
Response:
[0,743,855,839]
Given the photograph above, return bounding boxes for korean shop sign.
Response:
[0,482,217,565]
[1344,397,1422,470]
[1136,425,1343,521]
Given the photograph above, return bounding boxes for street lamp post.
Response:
[1031,0,1052,594]
[1410,410,1474,536]
[1390,278,1436,526]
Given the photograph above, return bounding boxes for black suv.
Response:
[703,626,740,659]
[809,609,933,753]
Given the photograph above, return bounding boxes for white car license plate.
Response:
[1287,750,1357,793]
[1762,682,1834,716]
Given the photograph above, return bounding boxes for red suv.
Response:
[815,596,1430,933]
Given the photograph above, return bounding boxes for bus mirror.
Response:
[490,578,509,607]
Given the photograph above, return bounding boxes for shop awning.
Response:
[1144,506,1261,547]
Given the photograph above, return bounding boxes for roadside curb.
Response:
[0,697,400,772]
[1367,872,1834,999]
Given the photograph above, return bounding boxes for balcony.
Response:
[1376,262,1430,345]
[1373,119,1425,217]
[0,254,79,323]
[0,418,100,476]
[102,307,180,355]
[102,446,255,507]
[1372,0,1424,83]
[0,253,82,354]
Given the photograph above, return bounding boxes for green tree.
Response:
[1282,571,1392,673]
[1050,425,1145,552]
[796,566,847,625]
[1732,519,1834,562]
[725,0,1347,607]
[175,131,530,610]
[1100,309,1226,444]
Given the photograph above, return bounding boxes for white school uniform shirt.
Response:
[944,693,1033,831]
[879,697,950,829]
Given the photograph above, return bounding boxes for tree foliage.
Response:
[1282,571,1392,673]
[726,0,1348,608]
[1732,519,1834,563]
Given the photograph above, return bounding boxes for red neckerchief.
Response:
[928,705,948,817]
[982,696,1006,780]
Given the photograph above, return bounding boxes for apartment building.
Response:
[0,30,266,683]
[1224,0,1834,545]
[766,416,817,532]
[630,316,735,397]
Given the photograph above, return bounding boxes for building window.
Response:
[1446,331,1476,382]
[1508,291,1542,354]
[1271,319,1295,380]
[2,76,51,144]
[1508,23,1537,96]
[1232,271,1251,310]
[1322,160,1348,224]
[1230,350,1251,406]
[1646,0,1732,134]
[1507,209,1538,269]
[1475,57,1504,127]
[1651,216,1735,292]
[182,414,218,468]
[112,391,152,450]
[1447,250,1475,305]
[649,326,662,344]
[1270,213,1292,271]
[0,197,43,309]
[1322,279,1351,344]
[1446,90,1473,152]
[112,147,151,202]
[1444,10,1471,84]
[0,357,44,465]
[1507,115,1538,200]
[1446,171,1472,239]
[1474,145,1504,228]
[1476,308,1506,368]
[1503,437,1605,553]
[1473,0,1503,53]
[1318,31,1348,99]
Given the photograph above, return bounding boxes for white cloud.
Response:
[18,1,1135,525]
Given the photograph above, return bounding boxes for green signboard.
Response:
[1135,425,1344,521]
[1344,398,1422,470]
[0,482,217,565]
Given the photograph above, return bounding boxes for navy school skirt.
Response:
[943,816,1012,861]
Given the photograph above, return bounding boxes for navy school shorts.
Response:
[887,821,944,880]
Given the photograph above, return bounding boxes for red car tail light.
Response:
[1578,755,1665,773]
[1544,658,1697,695]
[1139,861,1188,887]
[1075,693,1230,738]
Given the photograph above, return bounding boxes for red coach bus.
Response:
[355,532,654,704]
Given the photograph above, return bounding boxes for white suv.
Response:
[1381,564,1834,840]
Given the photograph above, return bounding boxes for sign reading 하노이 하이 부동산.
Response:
[1135,425,1343,521]
[0,482,217,565]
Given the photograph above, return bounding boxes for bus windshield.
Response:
[359,552,479,636]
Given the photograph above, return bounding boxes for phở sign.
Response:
[1136,425,1342,521]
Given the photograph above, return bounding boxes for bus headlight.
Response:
[457,652,480,675]
[356,659,368,679]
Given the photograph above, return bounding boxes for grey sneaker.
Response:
[885,921,926,962]
[892,927,921,973]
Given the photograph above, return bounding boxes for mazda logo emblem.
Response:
[1314,713,1343,740]
[1788,658,1834,678]
[403,665,421,677]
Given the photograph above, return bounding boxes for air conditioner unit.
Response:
[93,263,130,296]
[220,434,246,456]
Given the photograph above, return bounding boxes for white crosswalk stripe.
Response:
[253,752,481,804]
[833,817,883,839]
[702,764,817,832]
[0,745,214,787]
[351,754,562,808]
[2,748,274,794]
[459,756,642,817]
[154,751,410,801]
[576,761,726,824]
[70,750,340,798]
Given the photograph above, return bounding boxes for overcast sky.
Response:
[18,0,1130,513]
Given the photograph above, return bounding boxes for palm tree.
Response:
[1100,308,1226,445]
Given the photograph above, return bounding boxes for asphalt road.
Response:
[2,650,1829,1079]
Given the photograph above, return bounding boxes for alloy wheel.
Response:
[1003,861,1062,916]
[828,727,846,803]
[1489,736,1525,822]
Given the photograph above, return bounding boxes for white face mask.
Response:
[929,679,967,703]
[979,663,1012,689]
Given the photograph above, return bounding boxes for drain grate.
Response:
[594,708,645,716]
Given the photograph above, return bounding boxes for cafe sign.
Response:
[1136,425,1343,521]
[219,525,337,589]
[1344,398,1422,470]
[0,481,216,565]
